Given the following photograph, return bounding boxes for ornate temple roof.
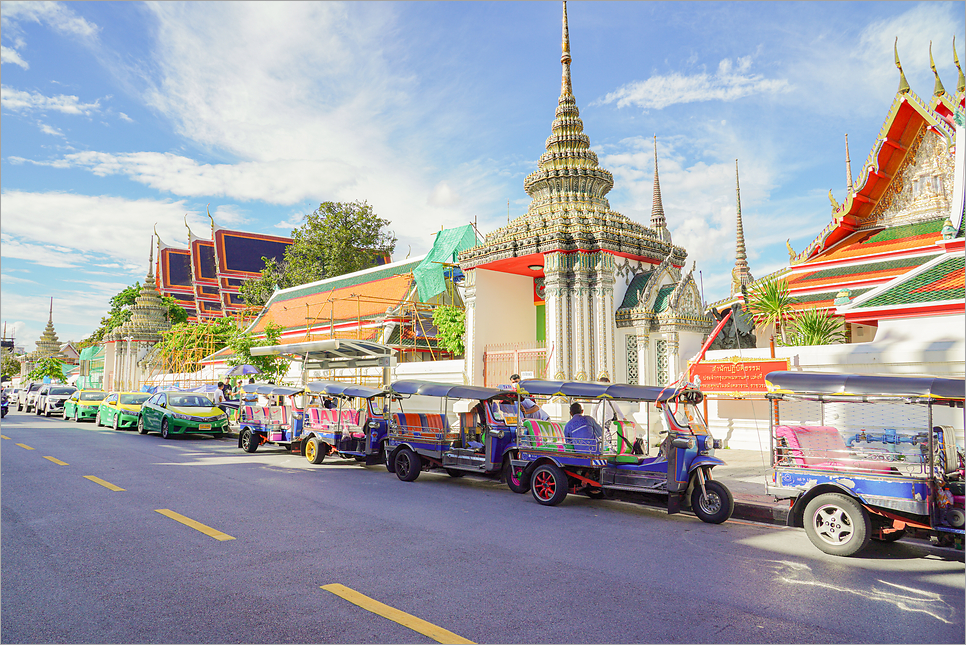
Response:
[730,160,754,296]
[459,1,685,272]
[108,242,171,344]
[29,298,63,360]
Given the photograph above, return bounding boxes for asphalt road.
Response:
[2,411,964,644]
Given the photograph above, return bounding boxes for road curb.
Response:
[732,498,788,525]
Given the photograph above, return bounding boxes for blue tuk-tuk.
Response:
[385,380,526,488]
[765,371,965,556]
[302,381,389,466]
[237,384,305,454]
[510,379,733,524]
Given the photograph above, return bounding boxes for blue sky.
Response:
[2,1,964,352]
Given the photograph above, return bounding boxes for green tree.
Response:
[240,200,396,306]
[432,305,465,356]
[225,322,289,384]
[1,348,20,382]
[746,278,797,344]
[784,308,847,346]
[26,356,66,383]
[152,318,237,373]
[81,282,188,346]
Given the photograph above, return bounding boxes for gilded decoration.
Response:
[863,127,954,228]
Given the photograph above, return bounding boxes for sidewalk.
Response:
[712,448,789,525]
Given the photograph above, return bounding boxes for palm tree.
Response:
[745,278,796,344]
[785,307,847,346]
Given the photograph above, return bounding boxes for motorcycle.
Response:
[1,390,9,419]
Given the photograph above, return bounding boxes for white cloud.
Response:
[428,181,460,207]
[0,191,212,268]
[38,122,63,136]
[118,111,133,122]
[0,1,100,42]
[0,85,101,115]
[1,45,28,69]
[596,56,791,111]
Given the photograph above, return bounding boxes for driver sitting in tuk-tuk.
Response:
[565,402,603,448]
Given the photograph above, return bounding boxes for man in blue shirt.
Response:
[564,402,603,448]
[509,374,550,420]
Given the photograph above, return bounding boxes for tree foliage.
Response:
[745,278,797,344]
[1,348,20,382]
[26,356,66,383]
[432,305,465,356]
[81,282,188,347]
[152,318,237,373]
[225,322,289,384]
[240,200,396,306]
[784,308,847,346]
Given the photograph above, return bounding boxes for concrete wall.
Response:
[468,268,537,385]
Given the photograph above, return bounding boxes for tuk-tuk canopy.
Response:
[764,371,966,402]
[389,380,517,402]
[307,381,385,399]
[518,379,702,403]
[249,384,304,397]
[250,339,395,370]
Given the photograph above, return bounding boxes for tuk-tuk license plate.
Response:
[199,424,212,430]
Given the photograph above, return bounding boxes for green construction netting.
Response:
[78,345,105,361]
[413,224,478,303]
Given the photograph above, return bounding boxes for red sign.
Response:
[689,358,789,395]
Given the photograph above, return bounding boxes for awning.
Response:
[764,371,965,401]
[250,339,395,371]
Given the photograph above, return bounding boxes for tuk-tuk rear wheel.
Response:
[803,492,870,556]
[530,463,568,506]
[241,429,259,453]
[305,437,325,464]
[395,447,421,482]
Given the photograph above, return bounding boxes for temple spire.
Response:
[930,41,947,98]
[48,297,53,323]
[560,1,572,98]
[651,135,666,229]
[731,159,754,296]
[895,38,910,94]
[845,133,854,195]
[954,37,965,94]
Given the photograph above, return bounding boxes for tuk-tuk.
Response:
[510,379,733,524]
[303,381,389,466]
[385,380,524,486]
[237,384,305,454]
[765,371,965,556]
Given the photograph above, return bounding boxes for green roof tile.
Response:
[855,256,965,308]
[653,285,676,313]
[798,255,936,283]
[617,271,653,310]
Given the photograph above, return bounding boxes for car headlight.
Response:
[172,413,191,420]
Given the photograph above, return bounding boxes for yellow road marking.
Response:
[43,456,69,465]
[155,509,235,541]
[16,443,34,450]
[321,583,474,644]
[84,475,125,491]
[1,434,11,440]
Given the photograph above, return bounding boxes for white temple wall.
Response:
[465,268,536,385]
[704,312,965,450]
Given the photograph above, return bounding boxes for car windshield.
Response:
[120,394,150,405]
[50,387,75,395]
[79,392,107,401]
[168,395,213,408]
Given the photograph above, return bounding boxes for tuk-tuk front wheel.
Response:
[305,437,325,464]
[690,479,734,524]
[395,447,421,482]
[530,463,568,506]
[504,460,530,494]
[803,492,870,556]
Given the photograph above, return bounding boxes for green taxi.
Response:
[137,391,229,439]
[64,390,109,422]
[96,392,151,430]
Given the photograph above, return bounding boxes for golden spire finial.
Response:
[184,214,193,243]
[895,38,910,94]
[845,133,853,194]
[930,41,947,97]
[955,36,965,94]
[560,1,572,97]
[206,203,215,236]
